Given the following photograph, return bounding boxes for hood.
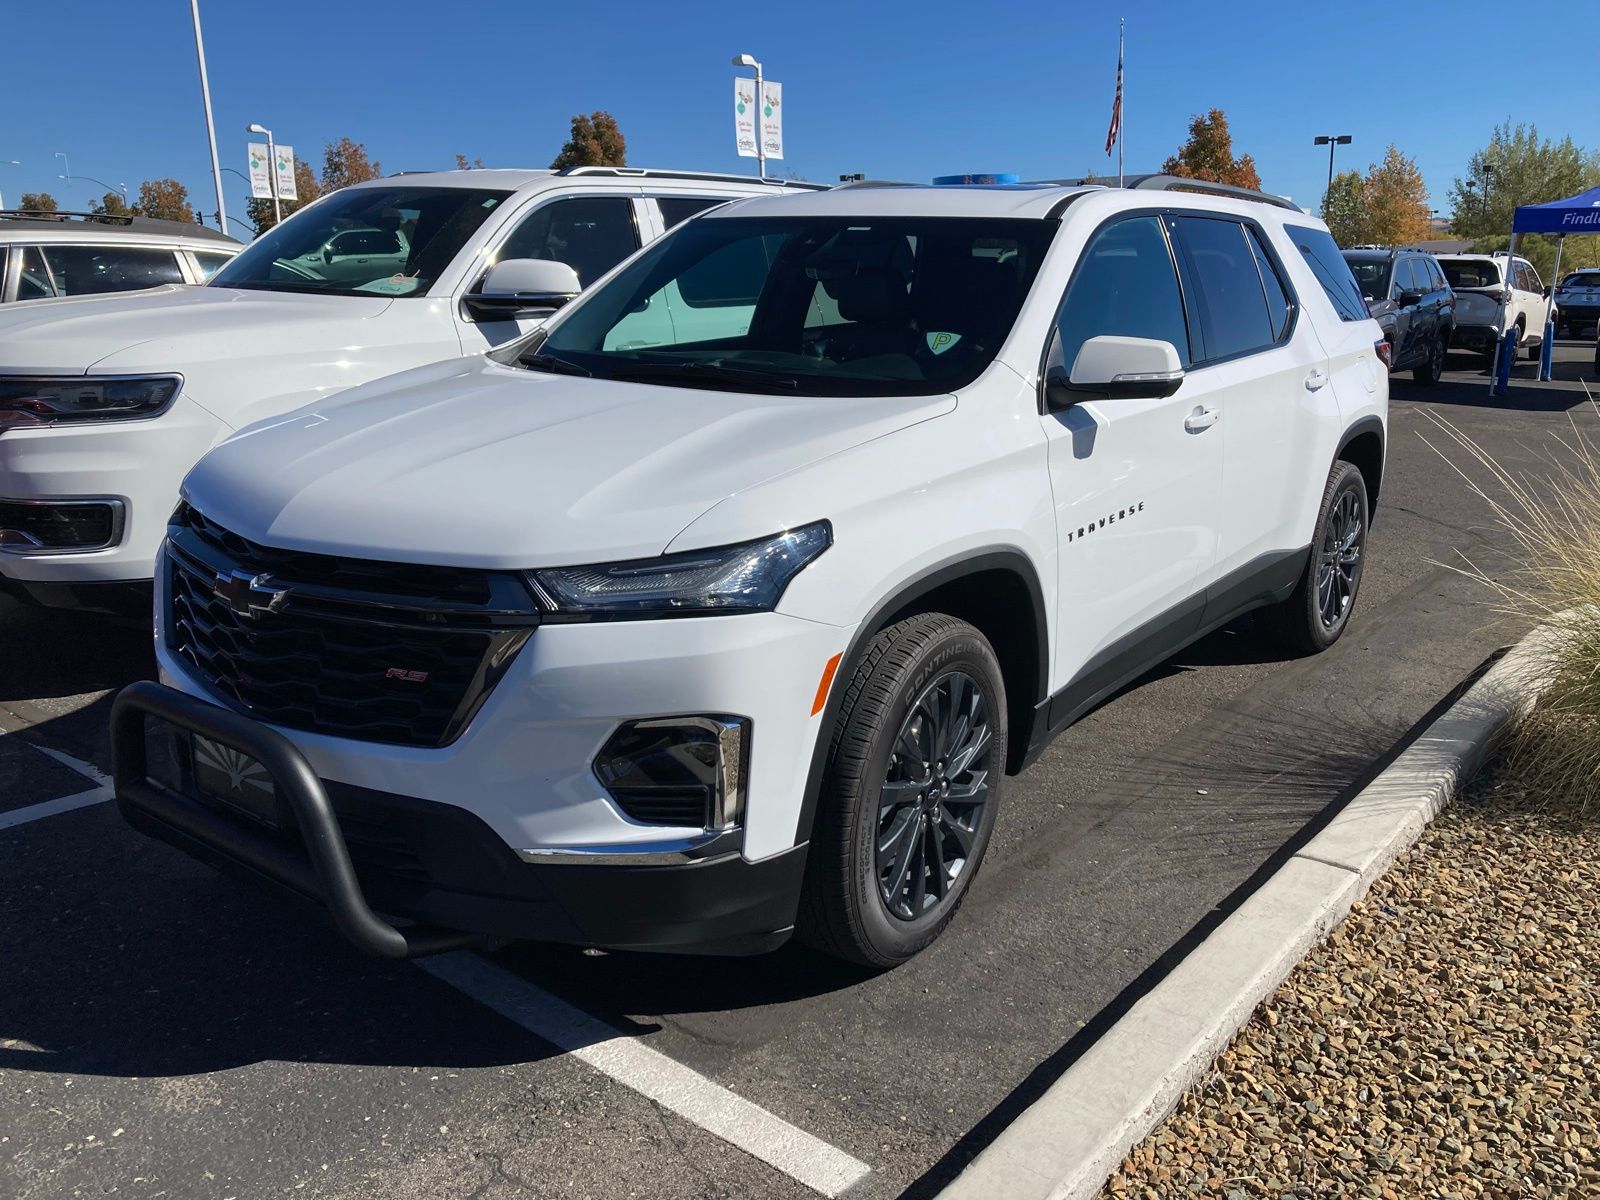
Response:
[0,285,393,373]
[183,357,954,567]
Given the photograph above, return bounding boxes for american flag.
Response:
[1104,34,1123,156]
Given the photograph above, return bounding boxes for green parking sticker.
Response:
[926,331,961,355]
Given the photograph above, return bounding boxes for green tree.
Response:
[550,111,627,169]
[19,191,57,212]
[91,191,132,218]
[322,137,382,192]
[246,157,319,235]
[1446,122,1600,279]
[131,179,194,223]
[1361,146,1430,246]
[1322,170,1366,246]
[1447,121,1599,241]
[1160,108,1262,191]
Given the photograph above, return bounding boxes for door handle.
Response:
[1305,369,1330,391]
[1183,405,1218,433]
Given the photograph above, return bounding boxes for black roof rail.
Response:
[0,209,238,243]
[833,178,920,189]
[1026,174,1302,213]
[555,166,828,190]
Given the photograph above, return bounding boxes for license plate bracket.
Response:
[188,733,285,829]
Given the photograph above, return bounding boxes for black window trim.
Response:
[1035,207,1199,411]
[1165,209,1301,372]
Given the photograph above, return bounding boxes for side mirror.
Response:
[1047,335,1184,409]
[464,258,583,321]
[1397,290,1424,307]
[1542,285,1553,299]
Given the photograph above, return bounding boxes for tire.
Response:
[1268,461,1369,655]
[1411,334,1445,385]
[798,613,1007,968]
[1525,336,1541,361]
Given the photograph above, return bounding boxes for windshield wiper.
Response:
[605,361,798,392]
[519,352,592,377]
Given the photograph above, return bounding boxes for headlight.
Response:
[529,521,831,618]
[0,375,183,433]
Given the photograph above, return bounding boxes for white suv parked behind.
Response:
[0,168,815,610]
[1438,251,1552,361]
[113,176,1388,967]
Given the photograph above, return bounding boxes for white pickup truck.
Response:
[0,167,816,610]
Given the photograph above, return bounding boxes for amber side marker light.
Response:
[811,652,843,716]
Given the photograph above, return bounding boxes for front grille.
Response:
[166,504,538,748]
[0,499,122,550]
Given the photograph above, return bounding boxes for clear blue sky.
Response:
[4,0,1597,236]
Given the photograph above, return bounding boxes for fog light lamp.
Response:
[595,716,749,830]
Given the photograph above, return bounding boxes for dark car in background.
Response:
[1555,268,1600,337]
[1341,247,1454,384]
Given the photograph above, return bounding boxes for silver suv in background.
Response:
[1,210,240,303]
[1437,252,1552,361]
[1554,268,1600,337]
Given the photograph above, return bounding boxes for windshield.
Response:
[530,215,1056,397]
[208,185,511,297]
[1561,272,1600,289]
[1441,259,1501,289]
[1343,257,1392,303]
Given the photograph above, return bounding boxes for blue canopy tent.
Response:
[1492,183,1600,390]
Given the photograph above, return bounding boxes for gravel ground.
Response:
[1101,768,1600,1199]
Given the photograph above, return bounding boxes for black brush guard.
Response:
[111,679,483,959]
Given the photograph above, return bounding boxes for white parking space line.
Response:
[30,744,111,787]
[0,785,114,831]
[420,951,873,1198]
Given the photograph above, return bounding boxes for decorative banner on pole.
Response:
[760,81,783,160]
[274,145,297,201]
[734,79,758,158]
[247,143,273,198]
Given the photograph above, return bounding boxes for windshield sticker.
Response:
[354,275,423,296]
[926,331,961,355]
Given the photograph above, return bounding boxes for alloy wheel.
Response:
[1316,488,1363,629]
[875,670,993,921]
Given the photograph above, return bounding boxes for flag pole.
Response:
[1117,19,1125,187]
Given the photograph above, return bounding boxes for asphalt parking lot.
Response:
[3,340,1597,1200]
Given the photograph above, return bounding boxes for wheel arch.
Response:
[1336,417,1385,514]
[791,549,1049,847]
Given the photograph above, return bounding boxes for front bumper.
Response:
[112,681,809,957]
[0,394,224,593]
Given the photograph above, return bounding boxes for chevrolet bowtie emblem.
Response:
[213,569,287,620]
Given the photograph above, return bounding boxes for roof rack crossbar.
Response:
[833,178,919,189]
[555,166,826,190]
[0,208,135,225]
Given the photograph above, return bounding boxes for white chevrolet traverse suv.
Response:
[113,176,1388,967]
[0,168,815,610]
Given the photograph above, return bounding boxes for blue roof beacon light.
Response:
[932,173,1021,186]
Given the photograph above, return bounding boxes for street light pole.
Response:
[247,123,280,224]
[732,53,765,181]
[1480,163,1494,222]
[1313,134,1352,212]
[60,173,127,205]
[190,0,228,233]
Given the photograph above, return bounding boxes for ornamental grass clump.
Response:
[1425,394,1600,817]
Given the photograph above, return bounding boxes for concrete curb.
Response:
[937,632,1552,1200]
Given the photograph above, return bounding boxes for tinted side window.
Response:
[1289,225,1368,321]
[497,197,639,287]
[193,251,233,280]
[1173,216,1275,360]
[658,197,726,229]
[1246,226,1292,341]
[37,245,184,296]
[1053,215,1190,372]
[1425,258,1446,290]
[1395,259,1420,296]
[17,246,55,300]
